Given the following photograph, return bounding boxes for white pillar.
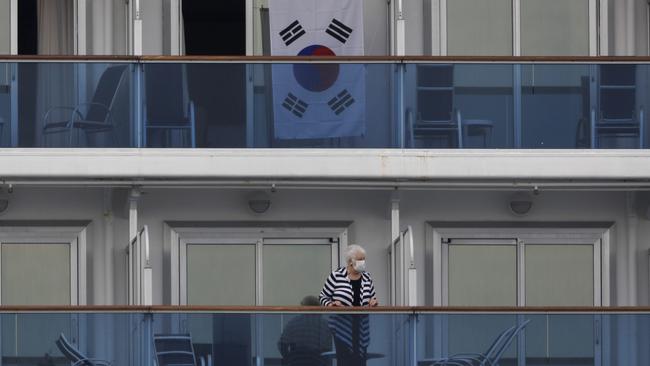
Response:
[395,0,406,56]
[103,188,115,304]
[626,0,636,55]
[626,191,638,306]
[129,187,141,243]
[390,190,400,305]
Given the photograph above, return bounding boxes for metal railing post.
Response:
[396,62,406,148]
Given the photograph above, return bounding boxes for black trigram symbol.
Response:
[326,18,353,44]
[279,20,306,46]
[283,93,309,118]
[328,90,355,115]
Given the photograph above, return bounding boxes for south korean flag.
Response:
[270,0,365,139]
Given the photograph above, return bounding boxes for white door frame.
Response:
[127,225,153,306]
[437,0,603,56]
[431,226,611,307]
[167,224,348,305]
[9,0,17,55]
[74,0,87,55]
[0,225,88,305]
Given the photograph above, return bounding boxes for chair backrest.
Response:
[144,64,187,125]
[485,319,531,366]
[153,334,198,366]
[56,333,94,366]
[599,65,636,121]
[87,65,128,122]
[478,324,516,362]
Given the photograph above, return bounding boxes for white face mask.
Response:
[353,259,366,273]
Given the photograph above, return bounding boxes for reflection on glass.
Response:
[0,61,647,149]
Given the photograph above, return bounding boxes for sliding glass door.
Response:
[442,0,598,56]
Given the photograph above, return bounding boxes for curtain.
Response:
[36,0,74,146]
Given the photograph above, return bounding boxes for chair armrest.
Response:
[72,358,112,366]
[72,102,112,121]
[43,106,79,127]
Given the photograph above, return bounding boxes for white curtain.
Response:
[36,0,74,146]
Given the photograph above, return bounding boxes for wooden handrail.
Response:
[2,55,650,63]
[0,305,649,313]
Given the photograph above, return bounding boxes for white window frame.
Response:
[435,0,603,56]
[0,225,88,305]
[167,224,348,305]
[430,225,610,307]
[9,0,17,55]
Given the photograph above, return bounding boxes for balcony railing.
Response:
[1,56,649,149]
[0,307,650,366]
[0,306,644,366]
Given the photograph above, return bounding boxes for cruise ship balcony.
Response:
[0,57,649,149]
[0,307,645,366]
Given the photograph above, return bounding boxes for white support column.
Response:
[395,0,406,56]
[169,0,182,56]
[513,0,521,56]
[391,190,400,248]
[129,187,141,244]
[626,0,635,55]
[599,0,609,55]
[103,188,115,305]
[75,0,88,55]
[246,0,254,55]
[133,0,143,56]
[626,191,638,306]
[10,0,17,55]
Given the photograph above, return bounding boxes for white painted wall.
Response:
[0,186,637,307]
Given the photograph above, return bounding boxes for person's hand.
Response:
[368,298,378,307]
[327,301,343,307]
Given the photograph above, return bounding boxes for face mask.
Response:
[353,260,366,273]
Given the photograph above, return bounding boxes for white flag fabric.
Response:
[269,0,365,139]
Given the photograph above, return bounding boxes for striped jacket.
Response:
[319,267,376,352]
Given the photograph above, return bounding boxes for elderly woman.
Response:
[319,245,378,366]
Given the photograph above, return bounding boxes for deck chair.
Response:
[43,65,128,147]
[153,334,211,366]
[143,64,196,147]
[56,333,112,366]
[421,319,530,366]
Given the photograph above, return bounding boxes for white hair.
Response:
[345,244,366,265]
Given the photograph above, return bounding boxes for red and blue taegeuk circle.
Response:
[293,45,339,92]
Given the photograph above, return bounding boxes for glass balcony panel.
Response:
[14,62,133,148]
[521,64,591,148]
[1,60,649,149]
[406,63,514,148]
[0,311,644,366]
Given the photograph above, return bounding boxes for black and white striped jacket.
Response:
[319,267,376,307]
[319,267,376,353]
